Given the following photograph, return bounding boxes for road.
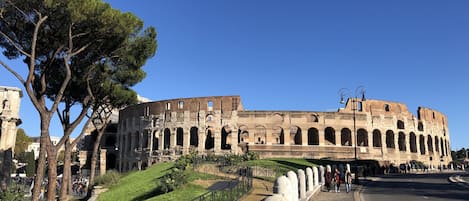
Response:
[361,173,469,201]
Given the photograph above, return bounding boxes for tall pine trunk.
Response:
[47,146,57,200]
[88,127,105,195]
[59,138,71,200]
[31,133,48,201]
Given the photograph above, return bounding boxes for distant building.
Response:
[116,95,452,172]
[0,86,22,185]
[27,136,77,159]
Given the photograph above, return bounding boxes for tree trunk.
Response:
[88,128,105,194]
[47,146,58,201]
[31,134,48,201]
[59,138,71,200]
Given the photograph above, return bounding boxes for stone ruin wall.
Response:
[116,96,452,172]
[0,86,22,186]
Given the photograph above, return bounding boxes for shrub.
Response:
[94,170,121,187]
[158,167,186,193]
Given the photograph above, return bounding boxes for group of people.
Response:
[324,168,353,193]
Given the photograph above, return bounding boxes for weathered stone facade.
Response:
[0,86,22,186]
[117,96,452,172]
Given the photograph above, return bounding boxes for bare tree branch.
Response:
[0,30,32,57]
[0,60,25,84]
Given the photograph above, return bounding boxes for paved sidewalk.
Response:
[311,185,357,201]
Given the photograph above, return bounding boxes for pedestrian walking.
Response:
[325,170,332,192]
[345,170,352,193]
[334,168,341,192]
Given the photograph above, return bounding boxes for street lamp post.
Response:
[339,86,366,184]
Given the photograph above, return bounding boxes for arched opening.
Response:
[106,153,116,170]
[325,127,335,145]
[190,127,199,147]
[308,128,319,145]
[398,132,406,151]
[397,120,405,129]
[205,129,214,150]
[135,131,140,150]
[418,122,424,131]
[164,128,171,149]
[152,133,159,151]
[419,134,425,155]
[176,128,183,146]
[435,137,439,153]
[127,132,132,152]
[440,137,444,156]
[255,126,266,144]
[386,130,395,148]
[142,132,149,149]
[427,135,433,153]
[105,135,116,148]
[373,129,382,147]
[341,128,351,146]
[357,129,368,146]
[273,127,285,145]
[221,126,231,150]
[409,132,417,153]
[291,126,302,145]
[444,139,448,156]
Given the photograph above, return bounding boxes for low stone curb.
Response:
[448,174,469,189]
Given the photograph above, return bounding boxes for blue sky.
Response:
[1,1,468,150]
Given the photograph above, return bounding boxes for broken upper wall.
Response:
[340,98,415,119]
[119,95,243,120]
[0,86,22,120]
[418,107,447,127]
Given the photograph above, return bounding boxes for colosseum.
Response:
[116,95,452,172]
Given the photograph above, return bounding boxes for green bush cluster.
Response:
[94,170,121,187]
[0,184,26,201]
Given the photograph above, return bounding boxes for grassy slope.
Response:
[97,162,174,201]
[98,163,221,201]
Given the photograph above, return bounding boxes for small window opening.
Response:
[166,102,171,110]
[433,112,435,119]
[358,102,363,112]
[384,104,390,112]
[178,101,184,109]
[208,101,213,111]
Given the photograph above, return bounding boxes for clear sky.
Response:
[1,0,468,150]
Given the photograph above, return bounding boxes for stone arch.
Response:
[308,127,319,145]
[418,122,424,131]
[325,127,335,145]
[398,132,406,151]
[152,131,159,151]
[357,129,368,146]
[434,137,439,153]
[409,132,417,153]
[164,128,171,149]
[135,131,140,150]
[142,131,149,149]
[205,128,215,150]
[105,135,116,147]
[341,128,351,146]
[106,153,117,170]
[397,120,405,129]
[440,137,445,156]
[419,134,425,155]
[255,125,267,144]
[444,139,448,156]
[190,127,199,147]
[272,113,284,123]
[310,114,319,123]
[127,132,132,152]
[372,129,382,147]
[273,126,285,145]
[176,128,184,146]
[221,126,231,150]
[290,126,302,145]
[238,125,249,143]
[386,130,395,148]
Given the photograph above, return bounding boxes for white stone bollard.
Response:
[297,169,306,200]
[287,171,299,201]
[274,176,292,201]
[306,167,313,192]
[326,165,332,173]
[319,165,325,184]
[264,194,288,201]
[346,164,351,172]
[313,166,319,187]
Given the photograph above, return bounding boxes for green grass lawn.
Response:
[97,163,221,201]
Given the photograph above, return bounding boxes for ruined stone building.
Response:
[116,96,452,172]
[0,86,22,185]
